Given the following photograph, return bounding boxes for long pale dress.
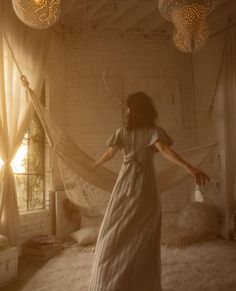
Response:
[88,125,173,291]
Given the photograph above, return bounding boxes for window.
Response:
[13,113,45,211]
[12,85,46,212]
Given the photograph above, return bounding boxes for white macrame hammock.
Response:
[1,26,226,217]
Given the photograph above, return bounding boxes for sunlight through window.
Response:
[0,140,28,173]
[11,141,28,173]
[0,115,46,212]
[0,140,28,172]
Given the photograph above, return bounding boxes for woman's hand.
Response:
[185,165,210,186]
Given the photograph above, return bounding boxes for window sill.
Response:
[20,208,51,216]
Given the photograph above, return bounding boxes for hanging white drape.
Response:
[222,29,236,236]
[0,1,50,246]
[215,26,236,238]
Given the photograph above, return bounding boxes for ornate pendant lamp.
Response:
[12,0,62,29]
[159,0,216,53]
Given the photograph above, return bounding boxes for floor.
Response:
[1,239,236,291]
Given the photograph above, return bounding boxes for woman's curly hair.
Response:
[124,91,158,130]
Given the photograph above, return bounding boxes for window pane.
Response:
[15,175,28,211]
[28,175,44,210]
[28,114,45,174]
[28,140,44,174]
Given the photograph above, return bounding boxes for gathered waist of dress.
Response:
[123,157,142,173]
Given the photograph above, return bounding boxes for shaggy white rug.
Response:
[3,239,236,291]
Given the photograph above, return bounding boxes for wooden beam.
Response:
[96,0,139,31]
[83,0,110,23]
[119,2,158,33]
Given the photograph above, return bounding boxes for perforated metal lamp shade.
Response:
[158,0,216,53]
[12,0,61,29]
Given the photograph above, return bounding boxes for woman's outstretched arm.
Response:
[92,146,119,170]
[154,140,210,186]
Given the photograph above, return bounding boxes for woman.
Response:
[88,91,209,291]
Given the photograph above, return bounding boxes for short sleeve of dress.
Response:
[149,125,173,147]
[106,128,123,149]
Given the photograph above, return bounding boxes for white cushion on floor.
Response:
[70,227,99,246]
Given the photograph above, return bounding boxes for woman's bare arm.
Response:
[154,140,210,186]
[92,146,119,170]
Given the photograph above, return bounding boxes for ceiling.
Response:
[58,0,236,36]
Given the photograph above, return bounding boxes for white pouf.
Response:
[177,202,220,236]
[161,202,220,248]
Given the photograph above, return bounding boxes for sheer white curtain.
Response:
[214,26,236,238]
[222,27,236,238]
[0,1,50,246]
